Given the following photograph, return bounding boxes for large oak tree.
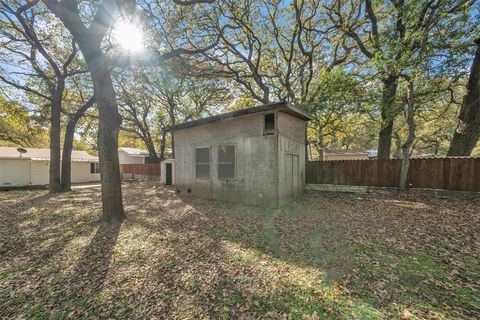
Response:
[447,38,480,156]
[326,0,474,158]
[40,0,219,221]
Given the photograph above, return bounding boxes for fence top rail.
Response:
[308,157,480,163]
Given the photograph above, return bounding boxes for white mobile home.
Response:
[172,102,312,207]
[0,147,100,187]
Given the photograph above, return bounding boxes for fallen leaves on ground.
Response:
[0,183,478,319]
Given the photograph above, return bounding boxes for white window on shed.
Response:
[195,147,210,178]
[218,144,235,179]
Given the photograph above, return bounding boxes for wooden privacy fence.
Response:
[120,163,161,176]
[306,158,480,192]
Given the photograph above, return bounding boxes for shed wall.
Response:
[174,112,278,207]
[277,113,306,205]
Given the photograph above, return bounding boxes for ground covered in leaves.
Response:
[0,183,479,319]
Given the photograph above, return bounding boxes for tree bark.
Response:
[167,101,176,159]
[447,39,480,156]
[144,140,159,163]
[159,129,167,161]
[170,132,175,159]
[49,80,64,193]
[399,80,416,191]
[377,76,399,159]
[60,119,75,192]
[315,130,326,160]
[61,97,95,192]
[88,58,125,222]
[304,125,308,162]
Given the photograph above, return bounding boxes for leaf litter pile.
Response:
[0,182,479,319]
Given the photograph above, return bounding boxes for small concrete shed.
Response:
[171,102,313,207]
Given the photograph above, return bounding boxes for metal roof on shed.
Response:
[171,101,313,131]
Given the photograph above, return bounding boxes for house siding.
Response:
[0,159,100,187]
[71,162,100,183]
[0,159,31,186]
[118,150,145,164]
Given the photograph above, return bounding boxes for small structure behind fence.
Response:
[306,158,480,192]
[120,163,160,180]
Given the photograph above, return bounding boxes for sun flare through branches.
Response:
[113,20,145,53]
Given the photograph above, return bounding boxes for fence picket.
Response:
[120,164,161,176]
[306,158,480,192]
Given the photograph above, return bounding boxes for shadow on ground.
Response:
[1,183,479,319]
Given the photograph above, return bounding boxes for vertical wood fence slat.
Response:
[305,158,480,192]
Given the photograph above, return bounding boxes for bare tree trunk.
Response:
[60,119,75,192]
[448,125,480,155]
[399,80,416,191]
[304,125,308,162]
[139,125,159,162]
[159,129,167,161]
[61,97,95,191]
[168,102,176,159]
[447,39,480,156]
[49,81,64,193]
[170,132,175,159]
[314,130,326,160]
[89,58,125,222]
[145,141,159,163]
[393,131,402,159]
[377,76,399,159]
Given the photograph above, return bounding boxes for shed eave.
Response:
[171,101,313,131]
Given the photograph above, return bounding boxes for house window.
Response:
[264,113,275,130]
[90,162,100,174]
[218,144,235,179]
[195,147,210,178]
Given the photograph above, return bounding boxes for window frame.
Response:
[217,143,236,180]
[195,146,211,179]
[264,112,276,135]
[90,162,100,174]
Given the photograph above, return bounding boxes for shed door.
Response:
[285,153,299,197]
[165,163,172,185]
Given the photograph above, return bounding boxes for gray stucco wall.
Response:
[174,111,306,207]
[277,112,306,206]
